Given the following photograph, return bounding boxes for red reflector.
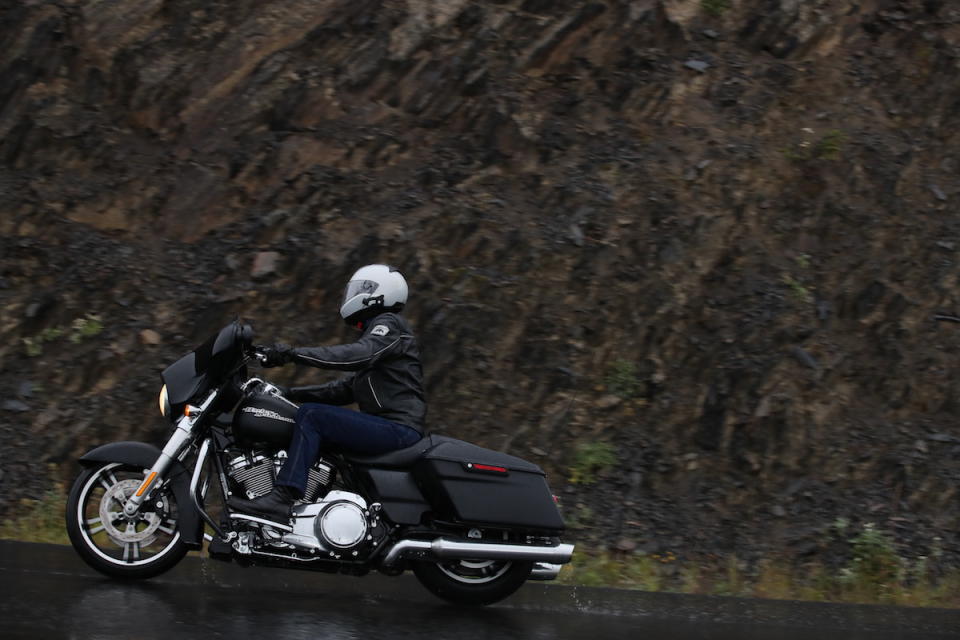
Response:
[474,464,507,473]
[466,463,508,474]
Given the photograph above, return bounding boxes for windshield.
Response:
[161,321,250,412]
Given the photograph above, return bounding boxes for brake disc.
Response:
[97,478,166,546]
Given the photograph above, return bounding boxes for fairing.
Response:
[161,322,251,414]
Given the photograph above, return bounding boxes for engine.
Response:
[226,450,334,503]
[226,451,380,558]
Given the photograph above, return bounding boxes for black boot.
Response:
[228,485,298,523]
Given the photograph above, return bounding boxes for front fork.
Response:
[122,391,217,518]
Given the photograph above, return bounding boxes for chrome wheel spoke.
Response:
[122,542,141,563]
[97,470,123,494]
[439,559,511,584]
[87,517,106,536]
[157,519,177,536]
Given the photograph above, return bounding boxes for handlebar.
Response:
[248,345,269,365]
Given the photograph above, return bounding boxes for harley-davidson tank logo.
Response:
[241,407,296,423]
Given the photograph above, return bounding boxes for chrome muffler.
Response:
[529,562,563,581]
[382,537,574,575]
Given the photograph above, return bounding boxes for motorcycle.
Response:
[65,321,574,605]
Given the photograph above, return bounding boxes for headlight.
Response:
[159,385,170,418]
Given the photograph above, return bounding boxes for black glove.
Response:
[259,343,292,368]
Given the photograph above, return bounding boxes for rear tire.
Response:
[412,559,532,605]
[66,462,188,579]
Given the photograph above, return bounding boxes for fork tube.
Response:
[123,391,216,517]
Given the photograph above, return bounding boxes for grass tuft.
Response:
[0,475,69,545]
[604,359,642,399]
[701,0,731,17]
[561,533,960,609]
[568,442,618,484]
[814,129,847,160]
[23,313,104,356]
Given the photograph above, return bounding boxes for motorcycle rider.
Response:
[228,264,426,522]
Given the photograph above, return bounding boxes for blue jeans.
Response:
[275,403,422,496]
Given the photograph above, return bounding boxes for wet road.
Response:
[2,542,958,640]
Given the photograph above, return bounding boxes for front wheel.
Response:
[412,559,533,605]
[66,462,187,579]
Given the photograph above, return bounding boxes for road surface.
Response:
[2,541,957,639]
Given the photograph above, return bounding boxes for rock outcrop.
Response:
[2,0,960,565]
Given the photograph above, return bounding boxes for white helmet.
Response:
[340,264,408,324]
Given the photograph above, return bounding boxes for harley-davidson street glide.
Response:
[65,321,573,605]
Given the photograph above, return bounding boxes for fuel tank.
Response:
[233,393,298,449]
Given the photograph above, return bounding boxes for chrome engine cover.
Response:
[319,499,367,549]
[283,491,370,554]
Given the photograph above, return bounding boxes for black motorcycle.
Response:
[65,321,573,605]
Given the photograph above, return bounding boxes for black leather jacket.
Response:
[286,312,426,433]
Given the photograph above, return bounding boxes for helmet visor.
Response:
[343,279,379,303]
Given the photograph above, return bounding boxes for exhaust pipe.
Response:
[382,537,575,570]
[529,562,563,581]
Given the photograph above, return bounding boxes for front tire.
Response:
[412,559,533,605]
[66,462,187,579]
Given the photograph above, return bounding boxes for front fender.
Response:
[79,441,204,549]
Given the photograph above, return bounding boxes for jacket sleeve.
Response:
[288,316,408,372]
[287,378,354,405]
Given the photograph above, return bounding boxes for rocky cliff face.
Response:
[2,0,960,565]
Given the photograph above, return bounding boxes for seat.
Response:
[343,434,457,468]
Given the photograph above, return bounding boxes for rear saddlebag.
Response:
[415,440,565,533]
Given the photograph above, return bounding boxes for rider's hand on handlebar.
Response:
[257,343,292,368]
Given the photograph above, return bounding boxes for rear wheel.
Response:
[66,462,187,579]
[412,558,532,605]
